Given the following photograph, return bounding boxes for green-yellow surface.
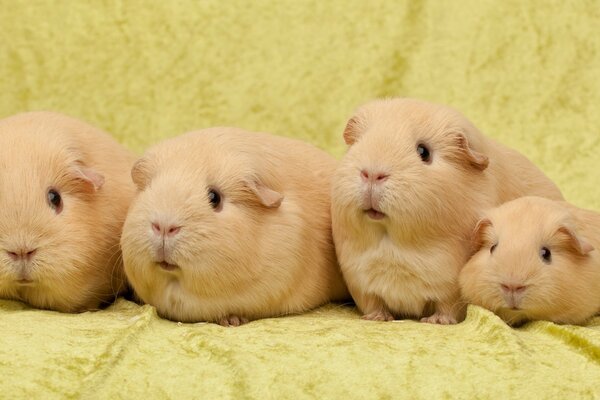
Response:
[0,1,599,399]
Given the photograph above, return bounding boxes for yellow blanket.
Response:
[0,1,599,398]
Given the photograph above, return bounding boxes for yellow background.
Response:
[1,1,599,208]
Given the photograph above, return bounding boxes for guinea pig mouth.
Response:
[15,278,34,286]
[157,261,179,271]
[364,208,386,220]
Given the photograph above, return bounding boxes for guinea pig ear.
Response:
[245,178,283,208]
[131,158,152,191]
[72,165,105,193]
[455,133,489,171]
[556,226,595,256]
[343,116,365,146]
[470,218,492,255]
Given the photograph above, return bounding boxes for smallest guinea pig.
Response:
[459,196,600,326]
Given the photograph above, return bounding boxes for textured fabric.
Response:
[0,1,599,398]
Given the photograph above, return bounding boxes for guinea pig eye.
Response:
[490,243,498,254]
[540,247,552,264]
[207,188,222,210]
[47,188,63,214]
[417,143,431,163]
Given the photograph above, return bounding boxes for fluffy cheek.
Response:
[180,208,261,290]
[121,213,159,299]
[394,168,459,213]
[5,261,106,312]
[460,254,502,310]
[121,252,160,307]
[0,231,107,310]
[0,263,19,299]
[332,165,363,209]
[0,257,15,280]
[33,248,110,307]
[31,224,96,283]
[122,218,153,265]
[521,270,565,318]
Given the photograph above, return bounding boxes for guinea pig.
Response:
[459,196,600,326]
[331,98,564,324]
[0,111,136,312]
[121,127,349,326]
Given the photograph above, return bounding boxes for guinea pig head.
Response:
[460,197,595,324]
[0,130,108,312]
[121,134,284,306]
[334,98,489,236]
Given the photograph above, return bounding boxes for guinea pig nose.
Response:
[151,221,181,237]
[360,169,389,184]
[6,248,37,262]
[500,283,527,294]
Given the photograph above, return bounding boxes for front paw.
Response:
[217,315,249,327]
[362,309,395,321]
[420,313,457,325]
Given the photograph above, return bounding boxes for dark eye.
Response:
[417,143,431,163]
[490,243,498,254]
[47,188,63,214]
[540,247,552,264]
[208,188,221,210]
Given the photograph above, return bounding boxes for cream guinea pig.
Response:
[0,112,136,312]
[331,98,564,324]
[460,196,600,326]
[121,127,349,326]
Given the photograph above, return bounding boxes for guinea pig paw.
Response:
[420,313,457,325]
[218,315,249,327]
[362,310,395,322]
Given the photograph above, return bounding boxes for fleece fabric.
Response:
[0,1,599,398]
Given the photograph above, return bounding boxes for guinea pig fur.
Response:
[0,112,136,312]
[460,196,600,326]
[121,127,349,326]
[331,98,564,324]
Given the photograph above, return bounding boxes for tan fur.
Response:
[331,98,563,324]
[460,196,600,326]
[121,127,349,324]
[0,112,136,312]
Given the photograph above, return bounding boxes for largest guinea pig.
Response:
[331,98,564,324]
[0,112,136,312]
[121,127,349,325]
[460,196,600,326]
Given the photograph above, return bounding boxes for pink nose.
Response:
[6,248,37,262]
[151,222,181,237]
[361,169,389,184]
[500,283,527,294]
